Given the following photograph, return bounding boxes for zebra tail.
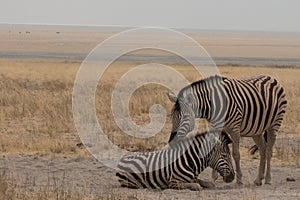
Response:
[249,145,259,155]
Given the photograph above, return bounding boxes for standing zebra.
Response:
[116,131,234,190]
[167,75,287,185]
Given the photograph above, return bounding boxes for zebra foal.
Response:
[167,75,287,185]
[116,131,234,191]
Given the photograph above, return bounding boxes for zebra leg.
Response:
[252,135,266,186]
[265,129,276,184]
[169,180,202,191]
[232,135,243,184]
[211,169,218,182]
[196,178,215,188]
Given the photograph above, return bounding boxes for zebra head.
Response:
[208,132,235,183]
[167,92,196,143]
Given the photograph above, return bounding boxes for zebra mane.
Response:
[191,74,224,89]
[170,75,225,118]
[176,75,225,100]
[169,130,223,149]
[171,130,232,150]
[190,75,223,87]
[170,100,180,117]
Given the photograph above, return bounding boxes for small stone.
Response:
[286,177,296,182]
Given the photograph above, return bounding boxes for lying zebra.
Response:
[116,131,235,191]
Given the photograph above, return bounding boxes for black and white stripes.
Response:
[116,131,234,190]
[167,75,287,185]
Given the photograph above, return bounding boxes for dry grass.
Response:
[0,170,85,200]
[0,169,144,200]
[1,60,300,157]
[1,168,262,200]
[0,61,82,156]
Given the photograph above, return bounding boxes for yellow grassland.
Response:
[0,60,299,159]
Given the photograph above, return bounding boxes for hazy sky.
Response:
[1,0,300,32]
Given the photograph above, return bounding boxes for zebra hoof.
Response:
[254,179,262,186]
[265,176,271,185]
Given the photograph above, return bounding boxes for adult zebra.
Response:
[116,131,234,191]
[167,75,287,185]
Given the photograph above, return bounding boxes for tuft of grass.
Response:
[275,138,300,166]
[0,170,91,200]
[0,171,17,200]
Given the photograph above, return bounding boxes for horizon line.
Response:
[1,22,300,34]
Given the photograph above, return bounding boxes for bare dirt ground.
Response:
[0,149,299,200]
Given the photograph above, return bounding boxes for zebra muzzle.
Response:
[223,172,235,183]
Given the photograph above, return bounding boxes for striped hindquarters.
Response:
[240,75,287,135]
[116,151,171,189]
[220,75,287,137]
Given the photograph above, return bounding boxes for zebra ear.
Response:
[167,92,177,103]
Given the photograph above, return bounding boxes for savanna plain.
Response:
[0,26,300,199]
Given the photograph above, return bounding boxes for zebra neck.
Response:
[191,86,211,120]
[180,89,210,120]
[194,77,227,121]
[193,136,214,174]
